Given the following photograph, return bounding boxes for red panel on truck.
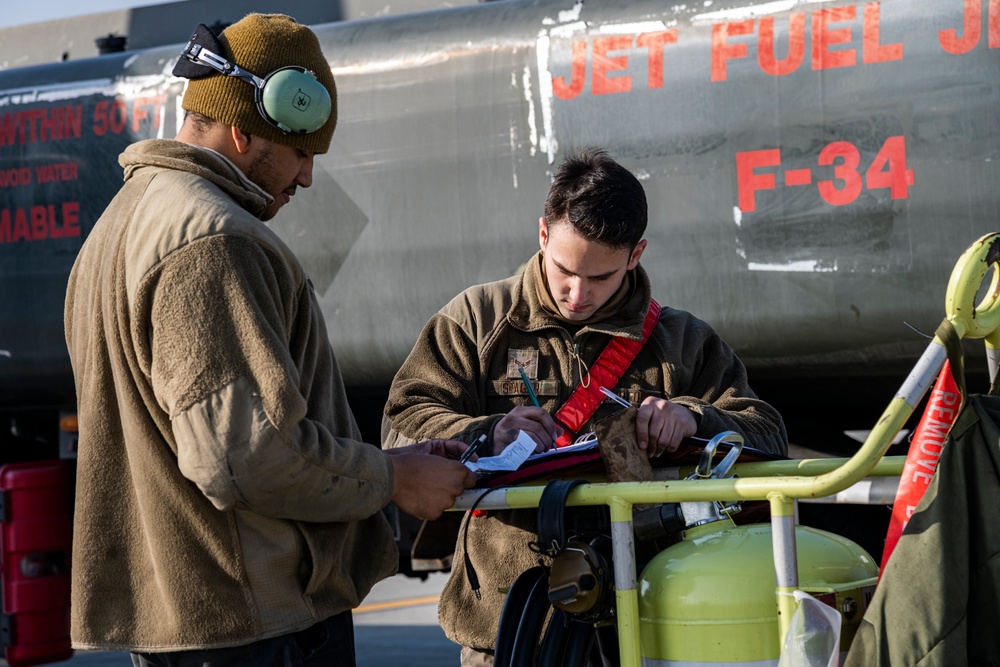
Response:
[0,461,73,667]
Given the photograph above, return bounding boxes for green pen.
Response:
[518,366,541,407]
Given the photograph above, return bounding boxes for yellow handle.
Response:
[944,232,1000,340]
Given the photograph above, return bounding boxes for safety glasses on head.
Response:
[173,24,332,135]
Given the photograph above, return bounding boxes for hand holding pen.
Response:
[484,370,559,454]
[459,434,489,464]
[599,385,699,456]
[518,366,541,407]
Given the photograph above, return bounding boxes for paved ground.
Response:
[17,572,458,667]
[355,572,459,667]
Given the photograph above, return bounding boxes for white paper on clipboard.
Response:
[525,434,598,461]
[464,430,599,472]
[464,430,536,472]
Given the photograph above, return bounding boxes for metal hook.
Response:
[693,431,745,480]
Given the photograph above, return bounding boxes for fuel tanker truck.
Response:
[0,0,998,663]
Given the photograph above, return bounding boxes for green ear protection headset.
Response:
[174,24,332,135]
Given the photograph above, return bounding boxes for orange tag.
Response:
[880,360,961,579]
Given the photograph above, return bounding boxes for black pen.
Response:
[460,434,489,464]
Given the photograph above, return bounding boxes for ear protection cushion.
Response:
[533,479,612,617]
[174,23,331,135]
[547,539,611,616]
[258,68,332,134]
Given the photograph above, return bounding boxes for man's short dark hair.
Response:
[543,147,647,250]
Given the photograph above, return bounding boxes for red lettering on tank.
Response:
[864,136,915,199]
[940,0,982,53]
[758,14,806,76]
[0,202,81,244]
[940,0,1000,53]
[737,136,914,212]
[713,2,901,82]
[0,106,83,146]
[817,141,863,205]
[592,35,633,95]
[784,168,812,186]
[30,206,50,240]
[0,167,33,188]
[551,3,980,94]
[553,32,681,97]
[132,99,151,132]
[35,162,79,184]
[736,148,780,212]
[552,40,587,100]
[992,0,1000,48]
[549,3,909,96]
[812,7,857,70]
[10,208,29,242]
[636,30,677,89]
[59,201,81,238]
[131,95,167,132]
[711,20,753,82]
[93,99,129,136]
[863,2,903,63]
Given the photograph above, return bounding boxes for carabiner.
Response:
[692,431,745,480]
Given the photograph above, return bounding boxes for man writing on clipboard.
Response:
[381,147,787,666]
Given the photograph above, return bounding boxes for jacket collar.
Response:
[119,139,271,219]
[508,250,654,340]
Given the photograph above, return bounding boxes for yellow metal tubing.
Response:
[448,233,1000,667]
[943,232,1000,385]
[608,497,642,667]
[460,233,1000,512]
[725,455,905,479]
[944,232,1000,340]
[768,493,798,643]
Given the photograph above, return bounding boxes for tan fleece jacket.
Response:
[64,139,397,652]
[382,257,787,651]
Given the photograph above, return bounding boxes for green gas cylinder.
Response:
[638,518,878,665]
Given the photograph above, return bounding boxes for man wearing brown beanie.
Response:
[64,13,475,666]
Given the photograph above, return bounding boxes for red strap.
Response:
[552,299,661,448]
[879,360,962,579]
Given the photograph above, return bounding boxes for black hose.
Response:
[563,619,596,667]
[594,623,621,667]
[537,609,570,667]
[494,565,547,667]
[509,569,553,667]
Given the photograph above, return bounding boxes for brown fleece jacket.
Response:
[382,257,787,651]
[64,139,397,651]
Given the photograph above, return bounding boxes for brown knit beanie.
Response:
[181,13,337,154]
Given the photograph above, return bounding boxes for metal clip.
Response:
[692,431,744,480]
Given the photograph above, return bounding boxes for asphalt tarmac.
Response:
[21,572,459,667]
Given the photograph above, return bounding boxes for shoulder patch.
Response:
[506,348,539,379]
